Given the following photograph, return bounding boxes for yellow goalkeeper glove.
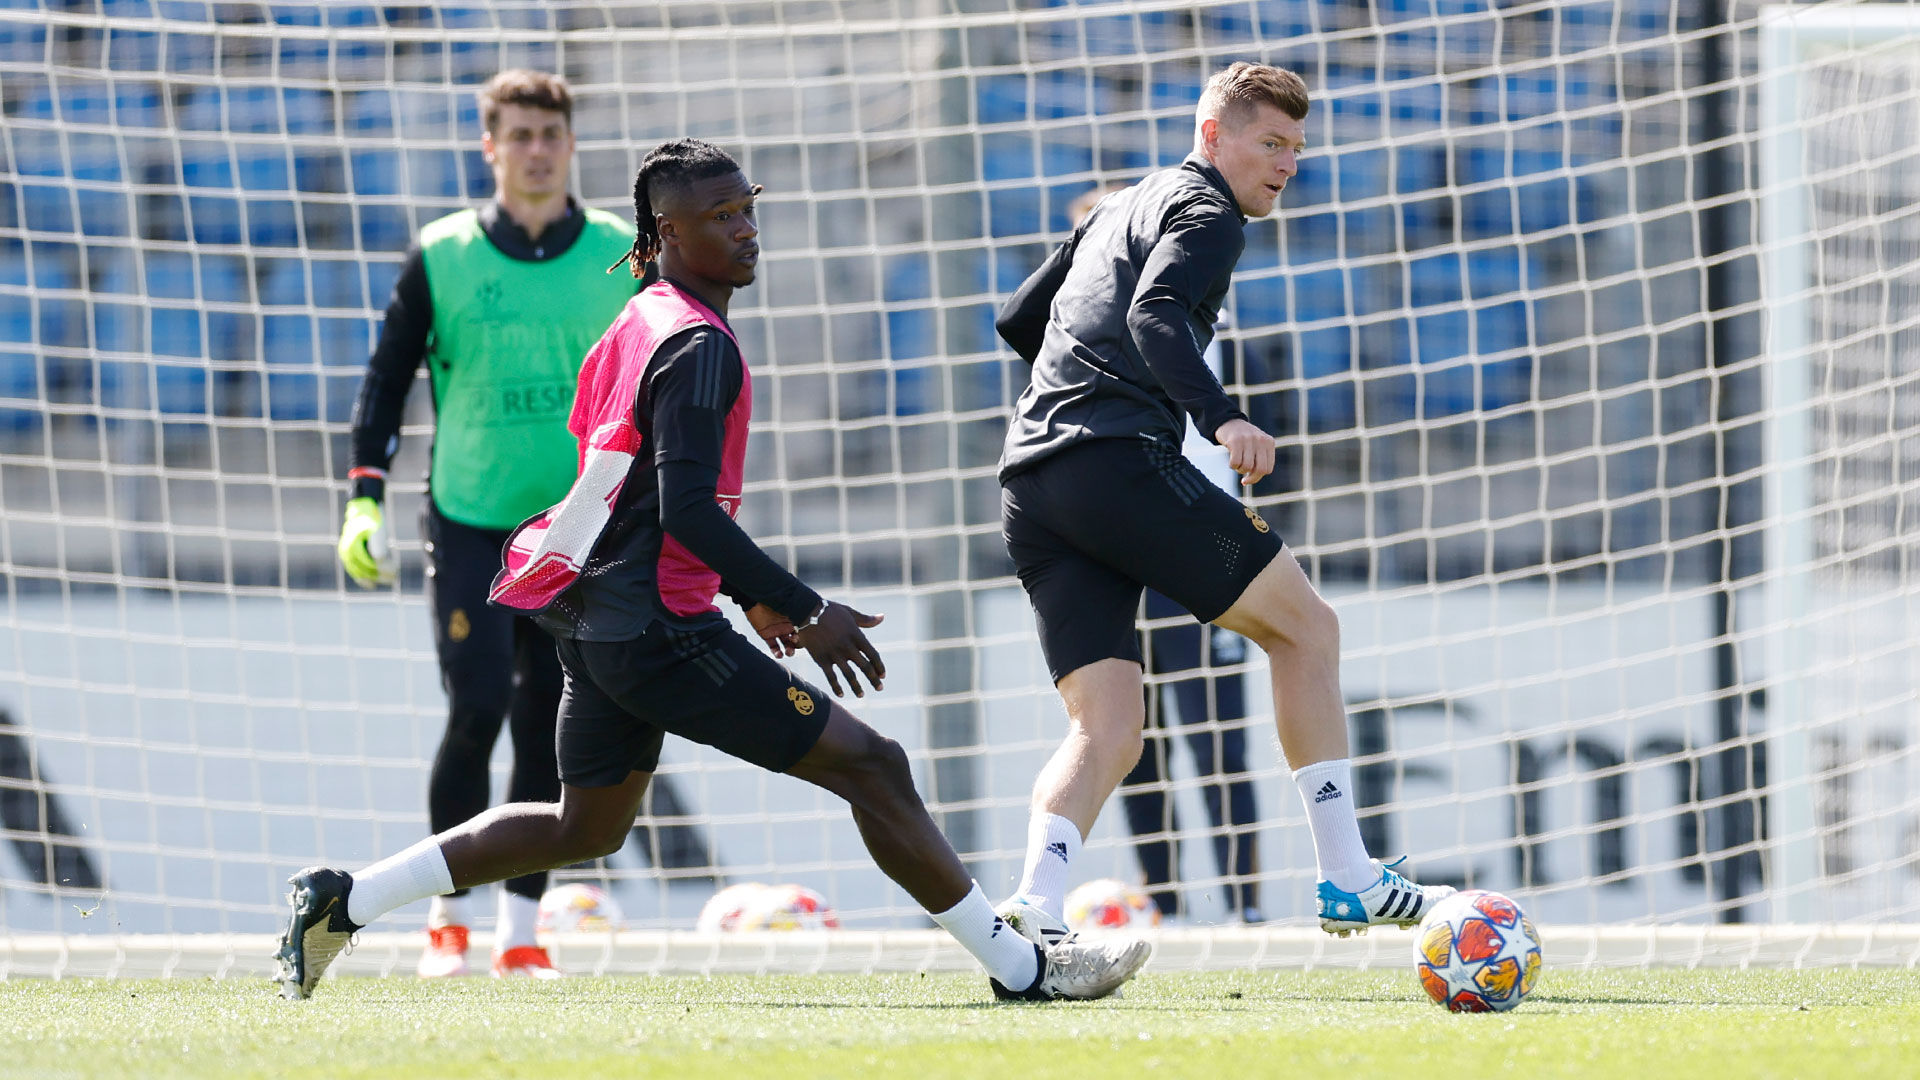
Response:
[337,496,397,588]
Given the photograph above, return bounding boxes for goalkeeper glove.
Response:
[337,496,398,587]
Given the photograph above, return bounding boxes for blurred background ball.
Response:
[741,883,840,931]
[536,883,624,934]
[696,882,772,933]
[1064,878,1161,931]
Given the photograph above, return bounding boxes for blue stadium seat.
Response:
[981,132,1036,183]
[461,150,491,199]
[1297,325,1356,432]
[1082,13,1140,58]
[323,373,360,424]
[150,307,202,361]
[21,184,74,235]
[0,18,48,65]
[38,297,87,351]
[0,237,22,286]
[263,314,314,361]
[92,302,143,355]
[31,243,80,292]
[0,294,31,344]
[180,142,234,189]
[187,197,244,247]
[328,6,383,27]
[68,132,121,183]
[110,80,164,129]
[311,261,364,310]
[359,206,410,253]
[88,251,138,298]
[238,148,290,192]
[349,150,402,197]
[140,250,193,301]
[365,260,402,306]
[173,84,223,133]
[266,373,321,422]
[318,317,373,364]
[77,190,129,238]
[345,88,395,138]
[246,199,299,249]
[989,186,1043,239]
[282,86,335,136]
[1291,265,1347,327]
[402,150,462,198]
[153,361,210,415]
[1035,69,1090,121]
[228,85,280,135]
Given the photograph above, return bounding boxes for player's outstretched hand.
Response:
[1214,418,1277,486]
[744,603,797,657]
[794,602,886,699]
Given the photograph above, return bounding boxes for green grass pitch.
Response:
[2,969,1916,1079]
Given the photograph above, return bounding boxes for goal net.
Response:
[1,0,1916,975]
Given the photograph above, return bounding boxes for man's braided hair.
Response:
[607,138,743,276]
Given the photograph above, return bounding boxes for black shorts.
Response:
[553,620,831,788]
[1002,437,1284,684]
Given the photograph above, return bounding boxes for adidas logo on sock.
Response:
[1313,780,1342,803]
[1046,841,1070,861]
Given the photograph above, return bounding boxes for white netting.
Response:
[0,0,1914,970]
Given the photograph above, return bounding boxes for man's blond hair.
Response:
[1197,62,1310,130]
[479,69,573,134]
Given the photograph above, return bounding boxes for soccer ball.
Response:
[696,882,772,932]
[1414,889,1543,1013]
[1063,878,1161,931]
[536,883,624,934]
[741,883,840,931]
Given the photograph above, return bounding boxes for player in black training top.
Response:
[275,139,1149,1004]
[991,63,1456,944]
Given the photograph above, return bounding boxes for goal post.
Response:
[1,0,1919,975]
[1758,3,1920,926]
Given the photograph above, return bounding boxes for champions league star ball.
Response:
[536,883,625,934]
[1414,890,1543,1013]
[1063,878,1162,931]
[740,883,841,931]
[696,882,772,932]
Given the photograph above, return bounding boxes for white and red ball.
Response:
[1414,889,1543,1013]
[742,883,840,931]
[696,882,773,932]
[1063,878,1161,931]
[536,882,625,934]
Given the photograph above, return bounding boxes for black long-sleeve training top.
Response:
[996,155,1252,480]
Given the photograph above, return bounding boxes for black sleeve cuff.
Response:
[349,475,387,503]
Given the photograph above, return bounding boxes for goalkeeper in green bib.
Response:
[337,69,641,979]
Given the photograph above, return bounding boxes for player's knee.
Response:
[555,808,626,861]
[840,731,915,806]
[1249,590,1339,657]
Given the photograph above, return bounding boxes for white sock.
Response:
[929,882,1040,991]
[346,836,455,927]
[1012,812,1082,919]
[496,890,541,951]
[427,893,470,929]
[1291,759,1378,892]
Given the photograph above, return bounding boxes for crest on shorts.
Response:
[448,608,471,642]
[786,685,815,716]
[1244,506,1270,534]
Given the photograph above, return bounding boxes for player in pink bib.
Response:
[275,139,1149,1005]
